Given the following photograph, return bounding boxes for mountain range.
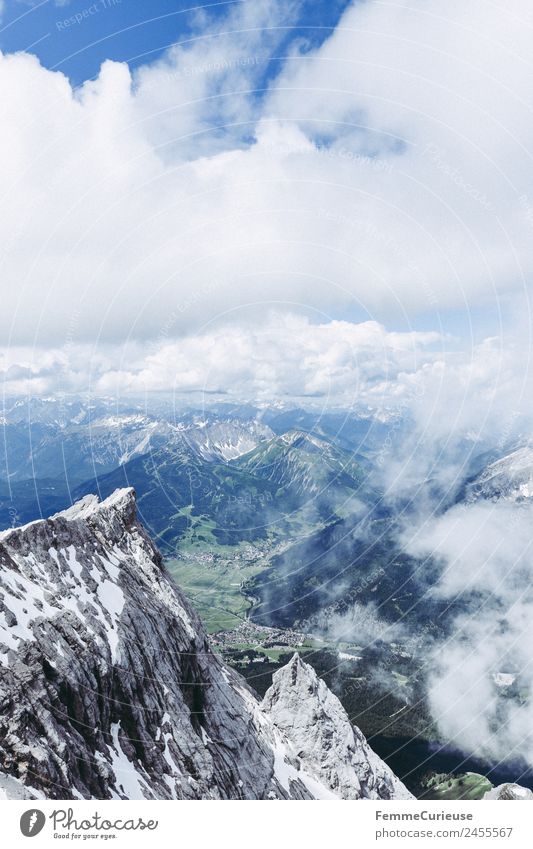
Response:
[1,398,533,798]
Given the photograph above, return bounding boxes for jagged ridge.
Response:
[0,488,411,800]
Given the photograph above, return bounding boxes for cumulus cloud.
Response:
[266,0,533,308]
[0,0,532,357]
[0,315,441,401]
[3,0,533,489]
[3,312,533,457]
[95,315,443,401]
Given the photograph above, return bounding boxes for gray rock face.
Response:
[262,654,413,800]
[484,783,533,800]
[466,444,533,503]
[0,489,411,800]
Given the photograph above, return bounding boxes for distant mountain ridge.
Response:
[233,429,368,498]
[69,422,376,552]
[0,413,278,535]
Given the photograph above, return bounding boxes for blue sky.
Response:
[0,0,350,85]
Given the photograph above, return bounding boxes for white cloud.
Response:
[3,312,532,453]
[94,315,442,401]
[266,0,533,308]
[0,315,442,403]
[406,501,533,766]
[0,0,532,354]
[1,1,533,489]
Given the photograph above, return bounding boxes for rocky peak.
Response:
[262,653,413,800]
[0,489,411,801]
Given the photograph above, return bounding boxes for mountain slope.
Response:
[465,443,533,502]
[262,653,412,800]
[73,447,282,550]
[2,413,274,485]
[181,419,274,461]
[0,414,276,541]
[72,428,373,552]
[0,489,411,800]
[234,430,369,501]
[245,510,445,631]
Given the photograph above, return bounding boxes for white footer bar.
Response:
[2,799,530,848]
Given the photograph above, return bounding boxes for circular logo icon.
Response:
[20,809,46,837]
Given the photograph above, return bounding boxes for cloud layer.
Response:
[407,500,533,767]
[0,0,532,358]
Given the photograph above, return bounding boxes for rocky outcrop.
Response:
[0,489,411,800]
[484,783,533,800]
[262,654,413,800]
[465,444,533,503]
